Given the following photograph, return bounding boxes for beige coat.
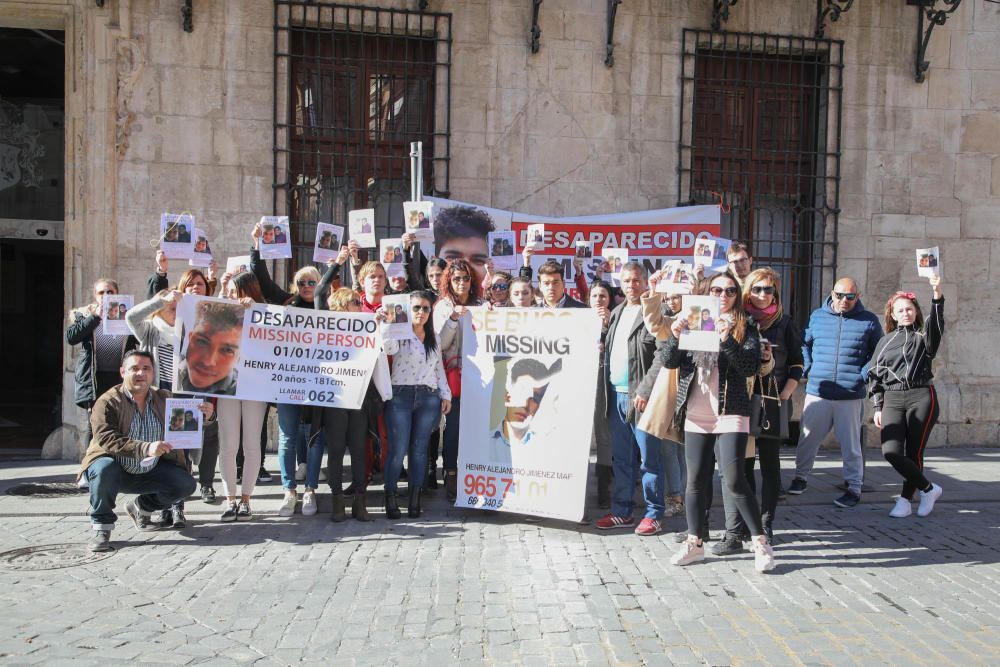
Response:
[638,293,773,457]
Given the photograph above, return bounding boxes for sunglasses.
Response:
[709,286,740,297]
[491,283,509,291]
[297,280,318,287]
[751,285,776,295]
[833,292,857,301]
[451,275,472,283]
[411,305,432,313]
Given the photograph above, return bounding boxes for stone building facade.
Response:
[1,0,996,457]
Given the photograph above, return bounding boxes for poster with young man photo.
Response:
[380,238,406,278]
[403,200,434,243]
[258,216,292,260]
[313,222,345,264]
[102,294,134,335]
[678,294,721,352]
[488,230,518,271]
[174,296,246,397]
[160,213,196,259]
[349,209,376,248]
[188,228,213,268]
[164,398,204,449]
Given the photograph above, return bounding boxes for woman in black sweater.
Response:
[868,275,944,518]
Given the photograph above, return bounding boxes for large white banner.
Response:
[456,307,602,521]
[427,197,720,294]
[173,296,382,409]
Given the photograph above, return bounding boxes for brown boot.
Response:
[330,494,346,522]
[352,492,371,521]
[445,470,457,502]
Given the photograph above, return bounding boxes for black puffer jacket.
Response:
[250,247,321,307]
[660,324,762,421]
[66,308,101,407]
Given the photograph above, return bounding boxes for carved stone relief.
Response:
[114,37,144,160]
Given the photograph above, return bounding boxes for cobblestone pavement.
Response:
[1,449,1000,666]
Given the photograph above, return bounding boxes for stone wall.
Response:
[3,0,995,455]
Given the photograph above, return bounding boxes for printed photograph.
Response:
[177,299,244,396]
[487,356,563,463]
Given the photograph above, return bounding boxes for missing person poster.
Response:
[381,294,413,340]
[258,216,292,260]
[173,296,382,409]
[526,223,546,249]
[380,238,405,278]
[188,228,213,268]
[226,256,251,276]
[916,246,940,278]
[602,248,629,280]
[160,213,196,259]
[403,200,434,243]
[456,307,602,522]
[656,261,695,295]
[102,294,133,335]
[164,398,203,449]
[488,231,517,270]
[349,209,376,248]
[679,295,721,352]
[313,223,345,264]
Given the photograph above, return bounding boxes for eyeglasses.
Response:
[491,283,509,291]
[451,275,472,283]
[297,280,318,287]
[412,305,432,313]
[751,285,775,295]
[833,292,857,301]
[709,286,740,297]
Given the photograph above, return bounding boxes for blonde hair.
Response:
[356,261,386,285]
[290,266,321,295]
[328,287,361,312]
[741,267,784,330]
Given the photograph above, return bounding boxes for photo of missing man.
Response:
[169,409,185,432]
[487,357,563,464]
[575,242,593,259]
[318,231,334,250]
[695,240,712,258]
[194,235,210,255]
[491,236,514,257]
[434,205,498,287]
[177,299,244,396]
[261,224,277,245]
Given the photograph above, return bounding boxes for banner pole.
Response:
[410,141,423,202]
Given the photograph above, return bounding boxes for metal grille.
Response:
[274,1,451,272]
[678,30,844,325]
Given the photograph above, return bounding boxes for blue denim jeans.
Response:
[608,392,665,520]
[277,403,325,490]
[442,396,461,471]
[86,457,197,530]
[662,437,687,498]
[384,385,442,492]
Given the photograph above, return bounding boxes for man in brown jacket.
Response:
[80,350,211,552]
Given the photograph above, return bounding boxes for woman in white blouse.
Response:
[377,290,453,519]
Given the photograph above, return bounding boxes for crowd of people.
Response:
[68,207,947,574]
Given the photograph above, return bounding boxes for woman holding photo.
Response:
[487,271,514,307]
[215,271,270,522]
[316,287,391,521]
[377,290,452,519]
[868,275,945,518]
[662,271,776,573]
[146,250,218,300]
[435,259,485,501]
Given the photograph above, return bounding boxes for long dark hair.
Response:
[695,269,749,344]
[410,289,438,359]
[231,271,266,304]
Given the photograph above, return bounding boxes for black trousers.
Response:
[881,386,938,500]
[323,408,367,495]
[727,438,781,537]
[685,431,763,541]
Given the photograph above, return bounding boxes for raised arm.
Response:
[250,246,292,305]
[66,308,100,345]
[924,276,944,357]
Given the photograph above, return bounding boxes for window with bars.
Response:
[274,2,451,272]
[678,30,844,325]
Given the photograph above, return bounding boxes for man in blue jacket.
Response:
[788,277,882,507]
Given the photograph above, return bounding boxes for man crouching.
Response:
[78,349,214,552]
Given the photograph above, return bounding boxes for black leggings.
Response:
[684,431,763,541]
[881,386,938,500]
[728,438,781,537]
[323,408,367,495]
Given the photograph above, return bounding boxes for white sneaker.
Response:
[670,539,705,566]
[301,490,317,516]
[278,490,297,517]
[753,537,775,573]
[889,497,912,518]
[917,483,942,517]
[295,463,307,482]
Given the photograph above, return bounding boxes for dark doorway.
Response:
[0,28,65,451]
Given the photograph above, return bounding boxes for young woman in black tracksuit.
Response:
[868,275,944,518]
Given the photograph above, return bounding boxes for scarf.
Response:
[747,302,781,331]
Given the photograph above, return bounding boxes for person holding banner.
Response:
[315,287,391,522]
[377,290,452,519]
[213,271,270,522]
[589,280,614,508]
[487,271,514,307]
[594,264,668,535]
[536,260,587,309]
[662,271,776,573]
[434,259,484,501]
[67,278,127,452]
[868,275,945,518]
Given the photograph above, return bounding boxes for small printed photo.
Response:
[164,398,204,449]
[258,216,292,259]
[695,239,713,258]
[403,201,434,242]
[488,231,518,271]
[916,246,940,277]
[526,223,545,248]
[160,213,197,259]
[656,261,694,294]
[602,248,629,276]
[102,294,134,336]
[575,241,593,259]
[678,295,721,352]
[381,294,413,340]
[226,256,251,276]
[349,209,377,248]
[313,222,346,264]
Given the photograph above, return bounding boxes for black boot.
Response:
[408,486,422,518]
[426,464,439,490]
[596,464,612,509]
[385,490,401,519]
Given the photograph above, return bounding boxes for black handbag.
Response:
[750,373,790,440]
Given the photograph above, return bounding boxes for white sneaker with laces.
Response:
[754,537,775,573]
[889,497,912,518]
[295,463,307,482]
[301,490,317,516]
[278,490,297,517]
[670,539,705,566]
[917,483,942,517]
